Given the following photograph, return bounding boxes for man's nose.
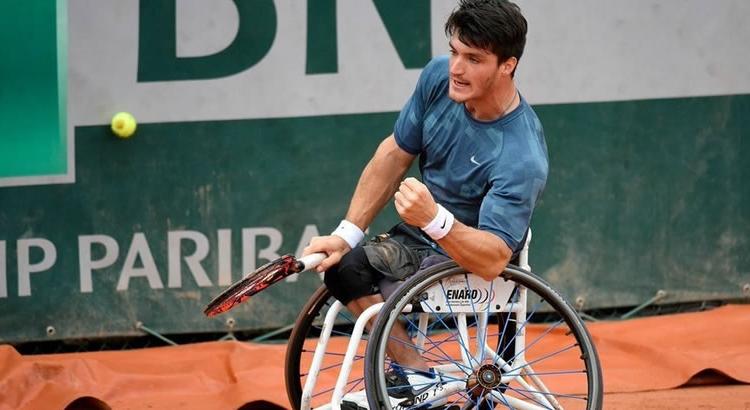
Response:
[449,57,464,76]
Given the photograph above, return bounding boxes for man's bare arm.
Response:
[303,134,415,271]
[436,223,512,281]
[345,135,416,230]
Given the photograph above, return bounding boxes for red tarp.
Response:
[1,304,749,409]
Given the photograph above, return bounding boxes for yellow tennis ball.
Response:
[111,112,137,138]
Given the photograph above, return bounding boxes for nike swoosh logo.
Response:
[470,155,480,166]
[440,218,447,229]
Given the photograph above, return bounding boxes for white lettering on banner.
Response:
[117,233,164,291]
[17,238,57,297]
[79,235,119,293]
[242,227,283,278]
[217,229,232,286]
[167,230,212,288]
[1,225,323,297]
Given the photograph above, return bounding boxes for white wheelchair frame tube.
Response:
[300,300,344,410]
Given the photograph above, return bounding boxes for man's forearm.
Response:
[436,222,512,281]
[345,135,414,230]
[345,159,400,229]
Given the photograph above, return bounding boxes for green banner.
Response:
[2,0,749,344]
[1,95,749,343]
[0,1,67,181]
[0,112,403,342]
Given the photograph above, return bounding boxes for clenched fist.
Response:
[394,177,438,227]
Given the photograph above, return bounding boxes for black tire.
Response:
[364,261,603,410]
[284,285,364,409]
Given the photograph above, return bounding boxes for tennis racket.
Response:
[203,252,326,317]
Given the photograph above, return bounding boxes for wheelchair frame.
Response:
[290,231,603,410]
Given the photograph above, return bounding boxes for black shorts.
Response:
[324,223,526,305]
[323,223,445,305]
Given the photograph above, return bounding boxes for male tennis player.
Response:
[303,0,548,408]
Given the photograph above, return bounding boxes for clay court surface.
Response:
[1,304,748,409]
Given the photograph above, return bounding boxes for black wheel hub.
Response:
[476,364,503,389]
[467,363,504,397]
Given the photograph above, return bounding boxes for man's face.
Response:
[447,34,504,104]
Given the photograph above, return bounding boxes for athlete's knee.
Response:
[322,262,344,292]
[323,269,354,305]
[323,247,377,304]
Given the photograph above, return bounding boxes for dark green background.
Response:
[1,1,748,343]
[1,95,749,342]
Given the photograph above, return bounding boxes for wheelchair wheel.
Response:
[364,261,603,410]
[285,285,365,409]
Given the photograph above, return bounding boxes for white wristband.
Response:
[331,219,365,249]
[421,204,455,240]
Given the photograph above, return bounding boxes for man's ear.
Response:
[500,56,518,77]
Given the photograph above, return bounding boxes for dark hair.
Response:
[445,0,528,64]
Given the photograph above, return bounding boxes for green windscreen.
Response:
[0,1,67,180]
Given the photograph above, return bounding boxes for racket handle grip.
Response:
[298,253,327,271]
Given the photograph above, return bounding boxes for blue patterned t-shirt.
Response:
[394,55,549,253]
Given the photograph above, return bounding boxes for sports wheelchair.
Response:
[283,231,603,410]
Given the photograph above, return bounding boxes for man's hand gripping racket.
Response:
[203,252,326,317]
